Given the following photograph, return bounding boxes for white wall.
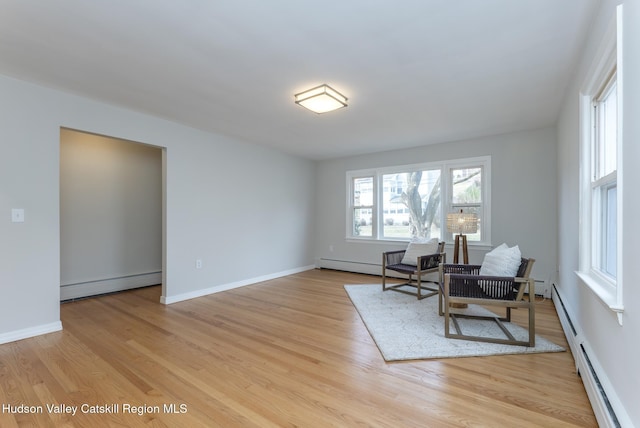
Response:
[315,127,558,294]
[60,129,162,299]
[0,74,316,342]
[556,0,638,425]
[0,77,62,340]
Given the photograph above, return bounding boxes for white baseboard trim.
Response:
[160,265,316,305]
[0,321,63,345]
[60,271,162,301]
[552,285,630,428]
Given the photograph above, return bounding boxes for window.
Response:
[347,156,490,244]
[381,169,441,239]
[449,166,483,242]
[577,5,622,320]
[592,72,617,280]
[352,176,374,237]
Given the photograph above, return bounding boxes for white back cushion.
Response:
[479,243,522,277]
[400,238,440,266]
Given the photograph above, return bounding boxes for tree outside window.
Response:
[347,157,490,244]
[382,170,440,239]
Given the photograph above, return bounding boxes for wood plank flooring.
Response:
[0,269,596,427]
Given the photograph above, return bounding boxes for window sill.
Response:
[345,237,417,245]
[575,270,623,325]
[345,237,492,250]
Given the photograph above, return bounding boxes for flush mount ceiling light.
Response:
[294,84,348,114]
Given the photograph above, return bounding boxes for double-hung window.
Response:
[592,72,618,280]
[578,5,623,320]
[448,165,484,242]
[351,175,374,237]
[347,156,490,244]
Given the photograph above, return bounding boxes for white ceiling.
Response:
[0,0,598,160]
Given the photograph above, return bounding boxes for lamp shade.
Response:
[294,84,347,114]
[446,210,478,234]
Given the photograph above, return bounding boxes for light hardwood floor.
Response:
[0,269,596,427]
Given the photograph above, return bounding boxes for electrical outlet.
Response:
[11,208,25,223]
[195,259,202,269]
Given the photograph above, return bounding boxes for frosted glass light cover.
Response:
[295,84,347,114]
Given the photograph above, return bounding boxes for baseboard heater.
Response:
[579,343,621,427]
[552,284,622,428]
[60,271,162,301]
[318,258,384,277]
[318,257,447,280]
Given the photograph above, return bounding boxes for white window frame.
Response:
[346,156,491,246]
[577,5,623,324]
[444,159,491,244]
[348,171,377,238]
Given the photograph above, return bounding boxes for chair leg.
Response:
[382,269,438,300]
[382,254,386,292]
[438,264,444,315]
[443,278,451,337]
[446,304,537,347]
[528,301,536,347]
[444,305,450,337]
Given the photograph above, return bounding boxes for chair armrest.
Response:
[417,252,446,270]
[383,250,406,266]
[441,264,481,275]
[514,277,535,300]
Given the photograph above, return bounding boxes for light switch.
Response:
[11,209,25,223]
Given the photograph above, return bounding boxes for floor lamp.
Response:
[446,209,478,264]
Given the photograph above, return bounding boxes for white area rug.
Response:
[344,284,565,361]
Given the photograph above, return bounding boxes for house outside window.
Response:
[352,176,374,237]
[381,169,441,239]
[347,156,490,245]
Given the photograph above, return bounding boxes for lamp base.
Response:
[453,234,469,264]
[451,233,470,308]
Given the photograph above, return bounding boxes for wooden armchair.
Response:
[438,257,536,346]
[382,241,446,300]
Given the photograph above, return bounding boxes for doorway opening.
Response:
[60,128,166,301]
